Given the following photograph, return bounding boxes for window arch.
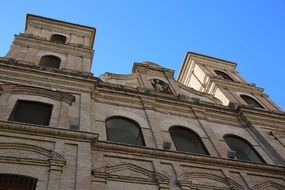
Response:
[9,100,53,126]
[39,55,61,69]
[0,173,37,190]
[240,94,264,109]
[106,117,145,146]
[214,70,234,81]
[169,126,209,155]
[224,135,265,163]
[50,34,67,43]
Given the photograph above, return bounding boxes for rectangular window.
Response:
[9,100,53,126]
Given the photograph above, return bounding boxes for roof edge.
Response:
[25,14,96,48]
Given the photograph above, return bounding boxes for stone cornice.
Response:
[132,61,175,77]
[94,141,285,175]
[0,57,94,79]
[208,77,265,94]
[0,120,98,142]
[176,81,221,104]
[93,82,241,123]
[236,106,285,129]
[0,84,75,105]
[0,58,96,92]
[178,51,236,82]
[26,14,96,49]
[14,35,94,59]
[94,81,221,107]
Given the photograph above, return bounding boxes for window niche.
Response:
[9,100,53,126]
[214,70,234,81]
[224,135,265,163]
[169,126,209,155]
[39,55,61,69]
[50,34,67,44]
[240,94,264,109]
[106,117,145,146]
[0,174,37,190]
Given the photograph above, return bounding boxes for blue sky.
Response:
[0,0,284,109]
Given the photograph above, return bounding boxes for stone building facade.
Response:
[0,14,284,190]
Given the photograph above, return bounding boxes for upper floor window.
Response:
[214,70,234,81]
[0,173,37,190]
[50,34,67,43]
[9,100,53,126]
[240,94,264,109]
[224,135,265,163]
[106,117,145,146]
[150,78,172,94]
[169,126,209,155]
[39,55,61,69]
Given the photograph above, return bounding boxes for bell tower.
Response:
[5,14,96,73]
[178,51,281,111]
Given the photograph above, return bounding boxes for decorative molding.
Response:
[92,163,169,185]
[0,143,66,171]
[251,181,285,190]
[0,84,75,105]
[177,172,243,190]
[14,35,94,59]
[177,81,222,104]
[237,106,285,129]
[0,143,64,161]
[94,142,285,175]
[0,120,98,142]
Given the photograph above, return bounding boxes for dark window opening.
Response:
[9,100,53,126]
[106,117,145,146]
[169,126,209,155]
[224,135,265,163]
[39,55,61,69]
[240,95,264,109]
[214,70,234,81]
[50,34,67,43]
[0,174,37,190]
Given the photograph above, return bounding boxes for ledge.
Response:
[0,120,98,142]
[94,141,285,174]
[0,57,96,80]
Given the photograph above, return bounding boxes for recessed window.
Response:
[50,34,67,43]
[224,135,265,163]
[169,126,209,155]
[240,95,264,109]
[39,55,61,69]
[0,173,37,190]
[9,100,53,126]
[106,117,145,146]
[214,70,234,81]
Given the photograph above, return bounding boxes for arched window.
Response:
[39,55,61,69]
[214,70,234,81]
[9,100,53,126]
[169,126,209,155]
[106,117,145,146]
[224,135,265,163]
[240,95,264,109]
[0,173,37,190]
[50,34,67,43]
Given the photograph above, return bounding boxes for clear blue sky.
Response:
[0,0,284,109]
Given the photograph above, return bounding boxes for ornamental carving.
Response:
[0,84,75,105]
[151,78,172,94]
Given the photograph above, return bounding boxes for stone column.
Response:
[58,101,69,129]
[47,160,65,190]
